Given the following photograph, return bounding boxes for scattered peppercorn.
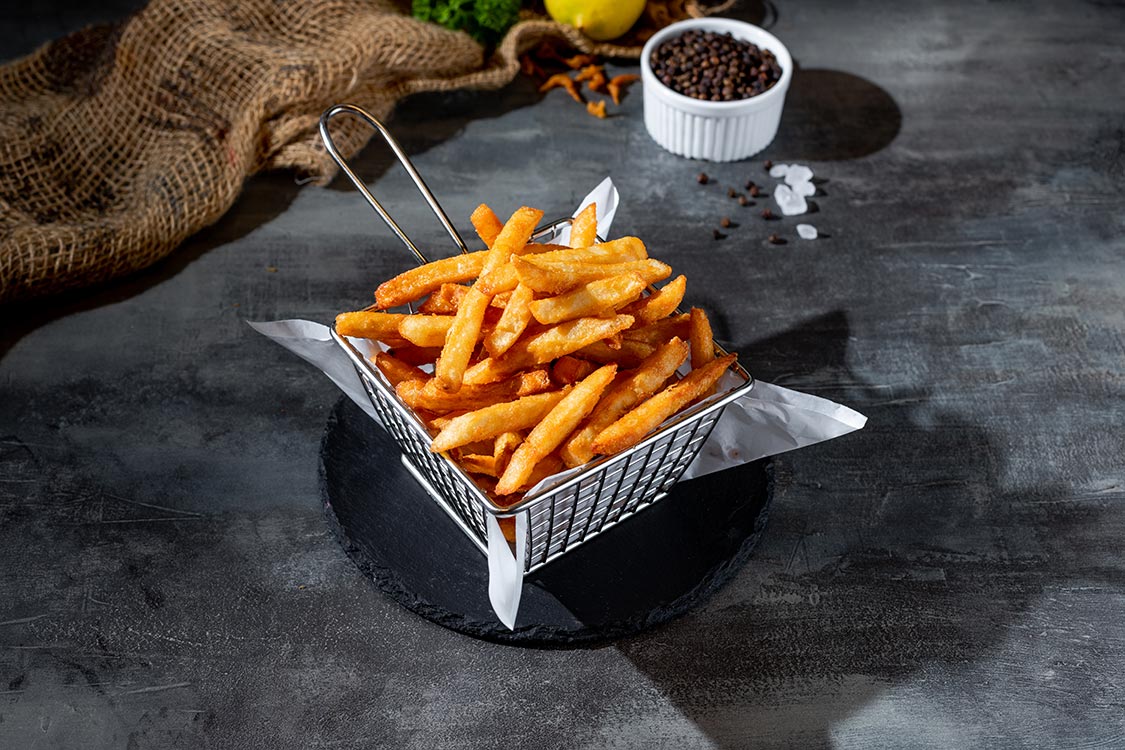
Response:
[738,195,750,206]
[764,160,773,171]
[727,187,736,198]
[761,208,774,220]
[649,29,782,102]
[745,180,756,191]
[720,216,732,228]
[768,234,787,245]
[713,229,726,240]
[749,185,760,197]
[697,172,709,184]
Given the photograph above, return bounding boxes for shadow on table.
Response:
[612,309,1106,748]
[769,68,902,161]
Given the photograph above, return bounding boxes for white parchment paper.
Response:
[251,178,866,630]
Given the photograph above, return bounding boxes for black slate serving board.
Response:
[320,396,773,647]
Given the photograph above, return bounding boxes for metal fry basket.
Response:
[320,104,755,574]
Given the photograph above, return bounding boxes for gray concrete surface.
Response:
[2,1,1124,747]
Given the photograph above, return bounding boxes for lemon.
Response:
[545,0,647,42]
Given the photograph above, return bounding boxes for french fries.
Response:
[396,370,552,413]
[690,307,716,370]
[622,274,686,326]
[495,364,617,495]
[560,338,689,467]
[529,273,647,325]
[373,351,428,386]
[398,314,455,348]
[435,207,543,392]
[335,311,407,340]
[375,251,487,309]
[591,354,737,457]
[431,389,567,453]
[569,203,598,248]
[476,236,647,296]
[471,204,503,247]
[463,314,634,385]
[551,355,597,385]
[513,256,671,295]
[335,199,743,507]
[485,283,534,357]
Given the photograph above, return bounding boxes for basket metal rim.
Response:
[332,328,754,517]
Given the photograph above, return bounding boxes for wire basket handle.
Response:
[318,104,468,264]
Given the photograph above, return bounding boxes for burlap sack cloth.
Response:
[0,0,722,303]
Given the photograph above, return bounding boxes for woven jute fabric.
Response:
[0,0,717,303]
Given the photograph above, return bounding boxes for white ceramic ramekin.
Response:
[641,18,793,162]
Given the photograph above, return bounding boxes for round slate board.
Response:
[320,396,774,647]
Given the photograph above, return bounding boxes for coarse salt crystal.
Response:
[768,163,790,178]
[792,180,816,197]
[784,164,814,186]
[797,224,818,240]
[774,184,808,216]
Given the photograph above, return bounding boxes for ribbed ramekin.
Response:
[641,18,793,162]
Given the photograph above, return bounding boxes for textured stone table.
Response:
[2,1,1123,747]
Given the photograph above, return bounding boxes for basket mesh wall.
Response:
[357,366,731,573]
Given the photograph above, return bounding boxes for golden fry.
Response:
[476,237,646,296]
[514,257,671,295]
[480,206,544,277]
[470,204,504,248]
[529,273,647,325]
[493,431,523,475]
[690,307,716,370]
[586,100,607,119]
[373,351,428,386]
[575,339,656,368]
[335,311,407,340]
[397,369,552,413]
[621,274,686,325]
[539,236,646,263]
[591,354,736,457]
[464,314,634,385]
[561,338,689,467]
[518,454,565,491]
[485,283,534,357]
[624,313,691,345]
[434,207,544,392]
[569,203,598,248]
[495,364,617,495]
[398,314,455,348]
[375,251,487,309]
[430,390,568,453]
[418,283,469,315]
[434,287,490,391]
[551,355,597,385]
[456,452,498,477]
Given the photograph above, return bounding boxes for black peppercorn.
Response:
[650,30,782,102]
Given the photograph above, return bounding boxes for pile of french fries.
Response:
[335,202,737,506]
